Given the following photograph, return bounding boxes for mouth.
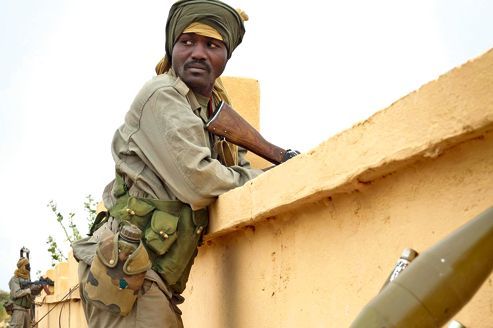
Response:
[185,62,211,73]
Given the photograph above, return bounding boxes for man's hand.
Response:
[30,284,43,296]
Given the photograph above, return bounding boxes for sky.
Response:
[1,0,493,291]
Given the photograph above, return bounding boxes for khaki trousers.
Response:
[9,308,30,328]
[79,262,183,328]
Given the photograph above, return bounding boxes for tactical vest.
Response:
[13,278,32,309]
[94,174,208,294]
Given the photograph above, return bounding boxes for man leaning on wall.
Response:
[70,0,299,327]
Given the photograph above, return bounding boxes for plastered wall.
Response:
[36,48,493,327]
[181,49,493,327]
[182,131,493,327]
[35,252,86,328]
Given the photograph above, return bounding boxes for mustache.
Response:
[184,60,211,72]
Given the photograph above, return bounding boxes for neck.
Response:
[193,86,213,98]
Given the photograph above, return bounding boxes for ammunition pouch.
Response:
[82,233,151,316]
[151,204,208,294]
[145,210,179,256]
[12,294,31,309]
[3,300,13,315]
[13,278,32,309]
[106,173,209,295]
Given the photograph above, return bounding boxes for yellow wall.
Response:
[183,132,493,327]
[182,48,493,327]
[37,48,493,327]
[35,252,87,328]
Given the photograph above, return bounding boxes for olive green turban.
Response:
[165,0,246,60]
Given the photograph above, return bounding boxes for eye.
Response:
[208,40,222,49]
[177,35,193,46]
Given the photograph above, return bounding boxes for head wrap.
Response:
[155,0,248,167]
[15,258,30,279]
[166,0,246,59]
[155,0,248,75]
[183,22,223,41]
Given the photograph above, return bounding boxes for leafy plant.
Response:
[46,195,98,266]
[0,289,10,322]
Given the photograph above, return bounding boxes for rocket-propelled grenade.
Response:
[351,206,493,327]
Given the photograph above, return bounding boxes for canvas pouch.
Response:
[82,233,151,316]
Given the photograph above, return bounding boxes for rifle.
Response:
[20,277,55,290]
[205,101,299,165]
[351,206,493,327]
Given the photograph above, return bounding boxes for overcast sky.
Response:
[1,0,493,291]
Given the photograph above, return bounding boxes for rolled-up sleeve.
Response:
[133,87,262,209]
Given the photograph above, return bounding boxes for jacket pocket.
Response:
[144,210,179,256]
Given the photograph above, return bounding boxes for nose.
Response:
[191,42,207,60]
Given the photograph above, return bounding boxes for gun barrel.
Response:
[20,277,55,289]
[351,206,493,327]
[39,277,55,286]
[205,101,287,164]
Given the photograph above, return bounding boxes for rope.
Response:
[31,284,80,327]
[58,299,66,328]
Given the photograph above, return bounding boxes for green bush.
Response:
[0,289,10,322]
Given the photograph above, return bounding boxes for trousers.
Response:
[78,262,184,328]
[9,308,30,328]
[74,217,184,328]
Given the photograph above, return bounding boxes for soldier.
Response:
[72,0,282,327]
[8,258,42,328]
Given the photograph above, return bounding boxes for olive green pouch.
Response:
[145,210,179,256]
[117,197,156,230]
[152,207,209,293]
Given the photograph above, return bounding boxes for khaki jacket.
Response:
[103,70,262,210]
[9,276,32,310]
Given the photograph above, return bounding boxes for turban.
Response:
[156,0,248,74]
[15,258,30,279]
[165,0,246,59]
[17,258,29,268]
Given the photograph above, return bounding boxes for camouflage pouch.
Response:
[83,233,151,316]
[144,210,179,256]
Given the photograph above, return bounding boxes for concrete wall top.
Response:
[207,48,493,240]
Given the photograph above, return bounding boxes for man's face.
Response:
[172,33,228,97]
